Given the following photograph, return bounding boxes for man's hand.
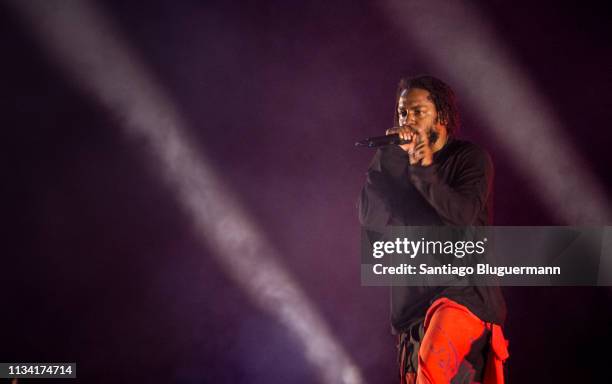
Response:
[386,127,433,166]
[411,129,434,166]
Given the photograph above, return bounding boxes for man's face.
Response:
[397,88,441,142]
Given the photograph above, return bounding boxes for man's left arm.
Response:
[408,145,493,225]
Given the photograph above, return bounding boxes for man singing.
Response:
[358,75,509,383]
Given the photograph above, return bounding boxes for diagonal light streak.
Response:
[9,1,364,383]
[382,0,611,224]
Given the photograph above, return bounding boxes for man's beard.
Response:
[427,125,439,144]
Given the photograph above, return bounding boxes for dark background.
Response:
[1,1,611,383]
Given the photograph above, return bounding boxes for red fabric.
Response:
[482,322,509,384]
[410,298,509,384]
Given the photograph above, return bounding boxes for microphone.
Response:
[355,132,413,148]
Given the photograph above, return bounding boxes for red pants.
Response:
[401,298,509,384]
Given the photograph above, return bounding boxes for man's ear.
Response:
[437,114,448,127]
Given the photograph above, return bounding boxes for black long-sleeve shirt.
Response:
[359,137,506,332]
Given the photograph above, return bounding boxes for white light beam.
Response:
[382,0,611,224]
[9,1,364,383]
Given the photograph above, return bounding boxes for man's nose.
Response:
[403,112,416,126]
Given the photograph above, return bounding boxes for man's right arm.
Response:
[358,170,391,227]
[358,146,411,227]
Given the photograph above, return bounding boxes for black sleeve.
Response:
[358,146,410,227]
[408,145,493,225]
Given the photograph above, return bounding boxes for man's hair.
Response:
[394,75,460,136]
